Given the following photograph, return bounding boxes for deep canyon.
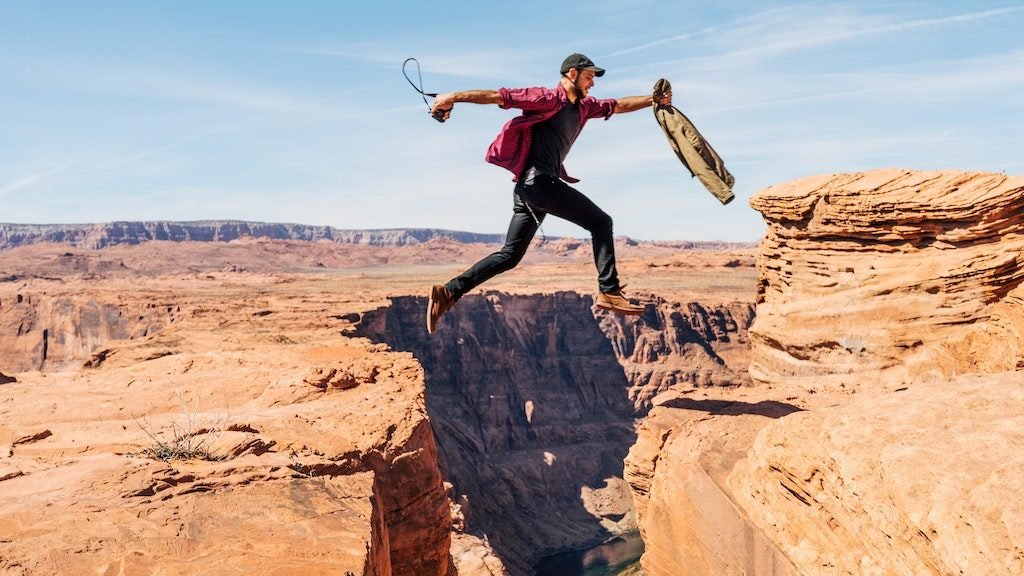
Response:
[2,168,1023,575]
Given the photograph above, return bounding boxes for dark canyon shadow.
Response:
[357,291,640,576]
[659,397,803,419]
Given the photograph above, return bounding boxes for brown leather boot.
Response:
[594,288,645,315]
[427,284,456,334]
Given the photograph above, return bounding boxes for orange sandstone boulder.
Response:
[748,168,1024,386]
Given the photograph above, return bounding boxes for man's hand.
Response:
[652,79,674,109]
[431,93,454,122]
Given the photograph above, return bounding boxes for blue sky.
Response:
[2,1,1022,241]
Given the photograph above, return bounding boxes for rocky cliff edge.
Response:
[0,276,454,576]
[626,169,1024,575]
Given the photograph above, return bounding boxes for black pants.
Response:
[445,172,620,298]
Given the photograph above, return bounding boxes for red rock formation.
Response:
[358,292,752,575]
[0,275,453,576]
[0,288,174,372]
[600,299,754,409]
[748,168,1024,385]
[729,372,1024,575]
[627,169,1024,576]
[625,390,799,575]
[0,239,758,576]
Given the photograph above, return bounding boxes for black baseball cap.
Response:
[560,53,605,77]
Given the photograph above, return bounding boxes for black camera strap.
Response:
[402,58,448,122]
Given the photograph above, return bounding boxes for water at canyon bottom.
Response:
[534,531,644,576]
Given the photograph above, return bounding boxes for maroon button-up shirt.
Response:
[485,83,617,183]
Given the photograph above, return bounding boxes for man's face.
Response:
[574,69,596,96]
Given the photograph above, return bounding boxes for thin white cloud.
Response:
[626,5,1024,74]
[0,163,75,198]
[747,131,956,160]
[833,49,1024,97]
[83,126,239,174]
[706,48,1024,115]
[293,42,547,82]
[79,79,393,175]
[727,6,1024,62]
[10,54,371,118]
[702,87,883,114]
[600,26,719,59]
[598,4,810,60]
[129,72,341,116]
[289,41,390,62]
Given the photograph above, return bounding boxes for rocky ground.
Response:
[3,168,1022,576]
[626,169,1024,575]
[0,235,756,575]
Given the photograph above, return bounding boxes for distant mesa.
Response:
[0,221,507,251]
[0,221,755,252]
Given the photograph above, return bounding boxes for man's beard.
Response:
[572,78,587,98]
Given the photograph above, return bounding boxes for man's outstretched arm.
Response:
[431,90,503,118]
[614,90,673,114]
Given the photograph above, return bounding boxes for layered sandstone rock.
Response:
[360,292,641,576]
[625,388,800,575]
[0,235,760,576]
[628,371,1024,576]
[0,275,453,576]
[728,372,1024,575]
[0,286,176,372]
[358,292,753,575]
[603,298,754,409]
[627,169,1024,576]
[748,168,1024,385]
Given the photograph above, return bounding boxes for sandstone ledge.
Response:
[625,387,801,575]
[730,372,1024,575]
[628,372,1024,576]
[748,169,1024,385]
[626,169,1024,575]
[0,276,452,576]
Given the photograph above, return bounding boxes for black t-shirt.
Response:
[527,100,581,177]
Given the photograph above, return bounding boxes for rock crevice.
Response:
[357,291,752,575]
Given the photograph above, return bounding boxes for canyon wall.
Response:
[0,289,176,373]
[727,371,1024,575]
[0,270,755,576]
[6,169,1022,575]
[0,236,760,575]
[358,292,752,575]
[0,276,454,576]
[626,169,1024,575]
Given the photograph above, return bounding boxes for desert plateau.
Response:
[2,168,1024,576]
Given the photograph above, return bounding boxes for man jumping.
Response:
[427,53,672,334]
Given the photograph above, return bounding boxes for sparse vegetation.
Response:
[132,387,227,462]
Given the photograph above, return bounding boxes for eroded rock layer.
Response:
[0,275,453,576]
[0,239,759,576]
[357,292,752,576]
[0,287,176,372]
[728,372,1024,575]
[748,168,1024,385]
[626,169,1024,576]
